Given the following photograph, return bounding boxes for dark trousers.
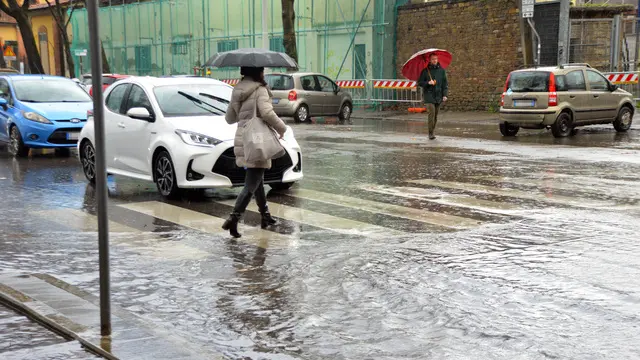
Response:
[426,103,440,135]
[233,168,268,215]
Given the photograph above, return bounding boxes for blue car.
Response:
[0,75,93,157]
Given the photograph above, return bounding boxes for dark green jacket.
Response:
[418,64,448,104]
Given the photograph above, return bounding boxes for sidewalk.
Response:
[1,302,101,359]
[0,273,220,360]
[351,108,500,124]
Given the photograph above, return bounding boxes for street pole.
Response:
[528,18,541,66]
[635,0,640,70]
[611,15,621,72]
[262,0,269,50]
[519,0,533,66]
[86,0,111,337]
[558,0,570,66]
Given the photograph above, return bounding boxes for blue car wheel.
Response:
[9,125,29,157]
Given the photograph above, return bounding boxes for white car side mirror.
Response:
[127,107,154,121]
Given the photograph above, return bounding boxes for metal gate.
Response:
[569,17,617,72]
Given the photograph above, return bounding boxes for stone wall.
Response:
[397,0,523,111]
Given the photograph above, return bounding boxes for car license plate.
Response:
[66,132,79,140]
[273,99,280,104]
[514,100,535,107]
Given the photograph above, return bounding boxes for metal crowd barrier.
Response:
[335,80,368,105]
[604,72,640,103]
[219,78,426,108]
[369,80,422,105]
[215,74,640,109]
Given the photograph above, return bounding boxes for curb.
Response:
[0,273,221,360]
[0,286,114,359]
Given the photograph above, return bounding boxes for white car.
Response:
[78,77,303,197]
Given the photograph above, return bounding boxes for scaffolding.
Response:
[70,0,394,81]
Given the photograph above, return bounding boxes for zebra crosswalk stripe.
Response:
[359,184,520,213]
[408,178,616,208]
[288,188,482,229]
[31,208,209,260]
[217,199,407,236]
[119,201,295,249]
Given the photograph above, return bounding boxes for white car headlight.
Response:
[283,126,294,142]
[175,130,222,147]
[22,111,52,124]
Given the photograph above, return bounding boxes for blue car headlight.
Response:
[175,130,222,147]
[22,111,52,124]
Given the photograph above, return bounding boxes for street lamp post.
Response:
[85,0,111,336]
[262,0,269,50]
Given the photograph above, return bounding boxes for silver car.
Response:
[265,72,353,124]
[500,64,635,138]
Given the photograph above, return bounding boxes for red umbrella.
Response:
[401,48,452,81]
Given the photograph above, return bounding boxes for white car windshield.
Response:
[14,79,93,103]
[153,84,231,117]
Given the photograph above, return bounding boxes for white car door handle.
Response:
[117,122,126,128]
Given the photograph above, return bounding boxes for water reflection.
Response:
[216,238,300,355]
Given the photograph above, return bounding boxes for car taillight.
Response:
[548,73,557,107]
[87,110,93,117]
[288,90,297,101]
[501,73,511,107]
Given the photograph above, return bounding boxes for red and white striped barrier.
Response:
[606,72,639,85]
[373,80,417,89]
[221,79,240,86]
[336,80,365,89]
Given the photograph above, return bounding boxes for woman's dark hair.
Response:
[240,67,267,86]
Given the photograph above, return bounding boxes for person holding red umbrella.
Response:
[403,49,451,140]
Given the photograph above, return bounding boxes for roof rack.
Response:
[559,63,592,69]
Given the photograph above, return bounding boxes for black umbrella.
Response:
[205,48,298,69]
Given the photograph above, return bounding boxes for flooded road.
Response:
[1,117,640,359]
[0,304,101,359]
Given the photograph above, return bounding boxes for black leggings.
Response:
[233,168,268,214]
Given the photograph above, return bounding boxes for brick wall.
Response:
[397,0,523,111]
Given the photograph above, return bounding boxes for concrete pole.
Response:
[262,0,269,50]
[558,0,571,65]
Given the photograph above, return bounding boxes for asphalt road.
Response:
[1,117,639,359]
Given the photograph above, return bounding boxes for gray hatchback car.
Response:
[499,64,635,138]
[265,72,353,124]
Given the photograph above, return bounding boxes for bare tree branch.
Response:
[44,0,62,24]
[7,0,20,12]
[65,0,82,28]
[0,2,11,14]
[0,0,45,73]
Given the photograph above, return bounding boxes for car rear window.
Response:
[508,71,550,92]
[265,75,294,91]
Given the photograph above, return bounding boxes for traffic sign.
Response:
[74,49,87,57]
[522,0,534,18]
[3,45,16,61]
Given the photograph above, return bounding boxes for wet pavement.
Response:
[1,116,640,359]
[0,304,101,359]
